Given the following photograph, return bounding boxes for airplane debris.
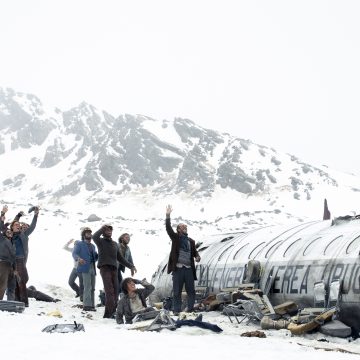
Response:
[241,330,266,338]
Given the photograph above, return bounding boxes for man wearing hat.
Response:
[73,227,98,311]
[93,224,137,318]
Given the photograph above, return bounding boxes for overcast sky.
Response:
[1,1,360,175]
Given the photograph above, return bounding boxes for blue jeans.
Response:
[172,267,195,313]
[68,267,83,297]
[82,266,96,307]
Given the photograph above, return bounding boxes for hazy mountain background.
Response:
[1,86,359,227]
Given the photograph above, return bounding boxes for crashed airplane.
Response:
[150,212,360,333]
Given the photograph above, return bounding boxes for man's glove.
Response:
[141,278,150,286]
[17,211,25,218]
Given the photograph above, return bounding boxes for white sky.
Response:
[1,1,360,174]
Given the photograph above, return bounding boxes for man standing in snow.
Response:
[63,239,84,300]
[165,205,201,315]
[73,227,98,311]
[93,224,137,318]
[0,206,16,300]
[9,206,39,306]
[117,233,135,296]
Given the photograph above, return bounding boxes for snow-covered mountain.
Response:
[1,86,360,229]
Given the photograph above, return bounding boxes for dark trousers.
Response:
[172,267,195,313]
[100,265,118,318]
[68,267,83,297]
[117,267,123,297]
[0,262,12,300]
[6,273,16,300]
[8,284,55,302]
[27,287,56,302]
[15,258,29,306]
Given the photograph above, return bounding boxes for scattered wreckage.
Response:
[150,213,360,338]
[219,282,351,338]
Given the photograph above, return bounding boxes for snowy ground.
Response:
[1,284,360,359]
[2,205,360,359]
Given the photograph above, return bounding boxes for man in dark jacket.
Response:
[93,224,137,318]
[115,277,155,324]
[117,233,135,296]
[165,205,201,315]
[9,207,39,306]
[0,206,16,300]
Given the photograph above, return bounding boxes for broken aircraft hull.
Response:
[151,218,360,332]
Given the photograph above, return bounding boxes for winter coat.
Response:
[72,240,98,273]
[0,220,16,268]
[92,228,133,270]
[14,213,38,263]
[118,243,133,273]
[165,216,199,280]
[115,280,155,324]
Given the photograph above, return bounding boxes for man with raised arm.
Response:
[9,206,39,306]
[165,205,201,315]
[0,205,16,300]
[63,238,83,300]
[92,224,137,318]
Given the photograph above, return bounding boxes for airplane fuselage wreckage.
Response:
[150,216,360,332]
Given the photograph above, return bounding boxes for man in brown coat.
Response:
[165,205,200,315]
[93,224,137,318]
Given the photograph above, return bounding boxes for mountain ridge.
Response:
[1,86,360,224]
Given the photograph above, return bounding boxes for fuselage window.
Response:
[248,242,266,259]
[233,243,249,260]
[218,244,234,261]
[265,240,282,258]
[324,235,343,255]
[161,263,167,273]
[303,237,322,256]
[198,246,209,253]
[221,236,234,243]
[283,238,302,258]
[346,235,360,254]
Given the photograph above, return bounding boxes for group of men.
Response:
[65,225,137,318]
[0,205,39,305]
[1,203,201,323]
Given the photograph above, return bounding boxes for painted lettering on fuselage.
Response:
[352,264,360,294]
[194,261,360,297]
[196,265,244,290]
[268,264,311,295]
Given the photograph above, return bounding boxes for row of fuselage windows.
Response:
[157,233,360,276]
[200,233,360,263]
